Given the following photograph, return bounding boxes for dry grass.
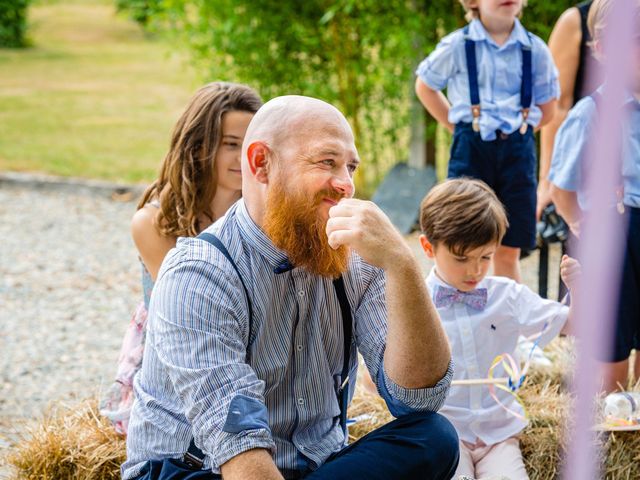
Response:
[3,338,640,479]
[3,400,125,480]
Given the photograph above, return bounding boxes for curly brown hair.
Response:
[137,82,262,237]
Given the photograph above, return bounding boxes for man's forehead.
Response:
[297,132,359,159]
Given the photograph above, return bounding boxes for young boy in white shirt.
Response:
[419,178,579,480]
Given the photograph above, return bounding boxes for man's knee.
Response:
[396,411,460,478]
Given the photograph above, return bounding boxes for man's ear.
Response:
[419,235,436,258]
[247,141,271,184]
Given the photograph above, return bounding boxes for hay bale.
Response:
[349,339,640,479]
[3,340,639,479]
[3,400,125,480]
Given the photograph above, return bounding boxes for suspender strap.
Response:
[463,25,481,132]
[463,25,481,107]
[332,275,353,439]
[520,37,533,109]
[198,232,253,340]
[519,32,533,133]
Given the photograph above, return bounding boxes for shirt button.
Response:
[298,398,305,405]
[298,290,305,297]
[296,344,303,351]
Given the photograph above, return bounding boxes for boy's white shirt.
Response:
[426,267,568,445]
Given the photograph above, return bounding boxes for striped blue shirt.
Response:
[416,18,559,141]
[122,199,453,478]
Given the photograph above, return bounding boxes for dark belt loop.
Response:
[520,32,533,134]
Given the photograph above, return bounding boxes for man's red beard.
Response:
[263,180,350,279]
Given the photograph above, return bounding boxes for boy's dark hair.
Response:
[420,178,508,255]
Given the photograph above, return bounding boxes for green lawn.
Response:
[0,0,199,183]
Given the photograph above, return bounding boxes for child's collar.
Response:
[468,17,531,49]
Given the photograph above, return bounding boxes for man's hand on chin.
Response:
[325,198,413,272]
[220,449,284,480]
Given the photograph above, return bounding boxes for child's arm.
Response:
[536,99,558,130]
[131,206,177,281]
[415,78,455,133]
[538,8,583,220]
[550,184,581,236]
[560,254,582,334]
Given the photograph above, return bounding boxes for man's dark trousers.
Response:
[134,411,460,480]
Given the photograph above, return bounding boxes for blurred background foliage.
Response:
[0,0,31,47]
[2,0,575,194]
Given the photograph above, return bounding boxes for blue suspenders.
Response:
[463,24,533,134]
[183,232,354,470]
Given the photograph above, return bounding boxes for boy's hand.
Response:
[560,255,581,292]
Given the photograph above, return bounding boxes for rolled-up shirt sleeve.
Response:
[415,33,458,91]
[532,38,560,105]
[354,267,453,417]
[378,359,454,416]
[549,97,595,193]
[152,257,275,468]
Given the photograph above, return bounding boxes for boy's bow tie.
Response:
[434,285,488,310]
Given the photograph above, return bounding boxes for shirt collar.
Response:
[234,199,292,271]
[468,18,531,49]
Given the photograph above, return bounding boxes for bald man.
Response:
[123,96,459,480]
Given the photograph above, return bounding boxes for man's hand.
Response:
[220,449,283,480]
[328,198,450,389]
[560,255,581,292]
[326,198,413,272]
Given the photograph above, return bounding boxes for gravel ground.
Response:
[0,176,560,473]
[0,180,141,453]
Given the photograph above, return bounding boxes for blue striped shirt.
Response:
[122,199,453,478]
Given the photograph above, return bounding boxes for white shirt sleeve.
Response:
[509,282,569,347]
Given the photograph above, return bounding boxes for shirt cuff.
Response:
[548,169,578,192]
[377,360,454,417]
[211,428,276,469]
[534,81,560,106]
[416,67,448,92]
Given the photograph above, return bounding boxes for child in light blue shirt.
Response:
[415,0,559,282]
[549,0,640,392]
